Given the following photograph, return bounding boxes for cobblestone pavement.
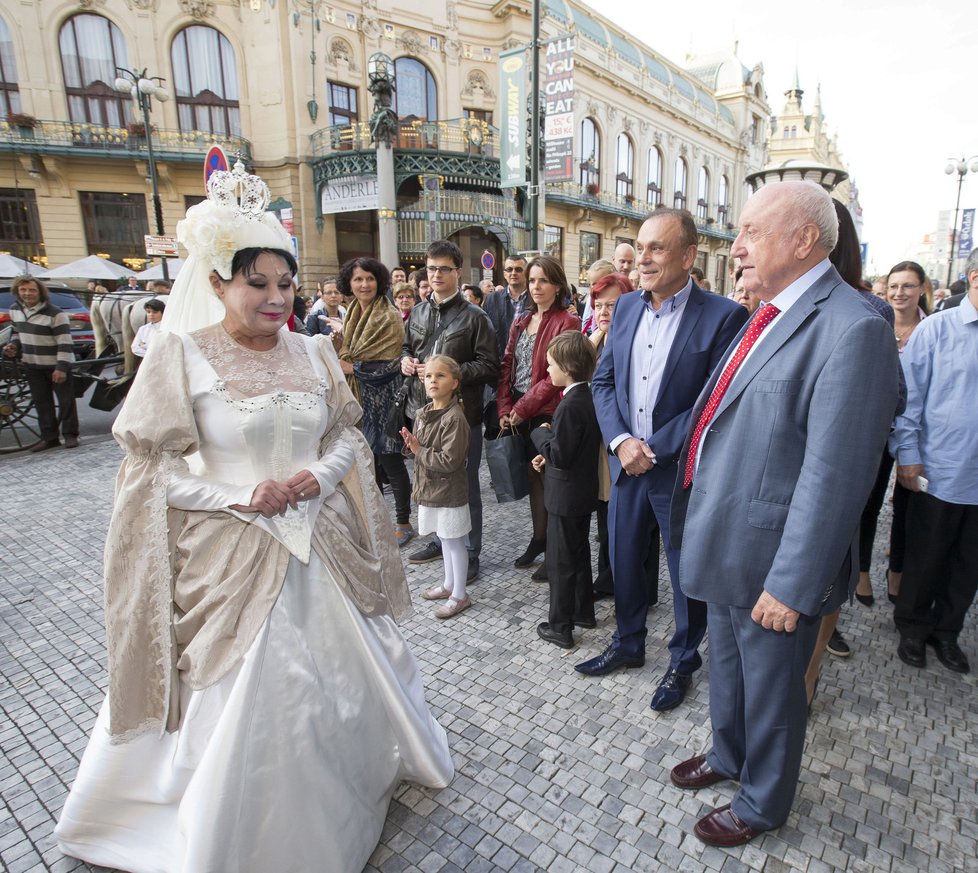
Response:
[2,435,976,873]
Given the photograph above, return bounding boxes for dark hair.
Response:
[409,268,427,287]
[647,207,698,250]
[321,275,338,287]
[829,199,862,287]
[949,278,967,294]
[337,257,390,299]
[153,280,171,292]
[11,274,50,303]
[589,272,633,306]
[525,254,571,313]
[144,298,166,313]
[228,247,298,279]
[689,266,705,281]
[887,260,931,315]
[425,240,463,268]
[547,330,597,383]
[462,283,484,304]
[504,254,527,265]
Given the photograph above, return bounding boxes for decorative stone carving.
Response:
[179,0,215,19]
[125,0,159,10]
[446,0,459,31]
[680,143,688,157]
[585,98,599,118]
[605,104,618,123]
[361,16,381,40]
[461,69,495,101]
[399,31,424,54]
[653,130,662,145]
[77,0,107,8]
[444,38,462,59]
[621,117,632,133]
[639,120,650,135]
[502,37,522,51]
[327,36,357,71]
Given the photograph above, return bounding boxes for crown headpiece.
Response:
[206,159,272,217]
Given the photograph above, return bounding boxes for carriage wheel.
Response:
[0,359,42,454]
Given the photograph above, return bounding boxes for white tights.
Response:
[440,536,468,600]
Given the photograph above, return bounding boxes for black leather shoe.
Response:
[573,616,597,630]
[574,644,644,676]
[409,541,442,563]
[537,622,574,649]
[855,591,875,606]
[30,439,61,453]
[897,637,926,668]
[649,668,692,712]
[466,557,479,583]
[531,563,548,582]
[514,538,546,568]
[926,637,970,673]
[592,587,614,601]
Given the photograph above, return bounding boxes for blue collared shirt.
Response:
[610,278,692,451]
[889,294,978,505]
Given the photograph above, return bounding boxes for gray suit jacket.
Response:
[671,265,901,617]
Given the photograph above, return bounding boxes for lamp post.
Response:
[367,52,399,269]
[114,67,171,282]
[944,156,978,287]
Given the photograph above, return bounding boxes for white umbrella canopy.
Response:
[136,258,186,280]
[0,254,37,278]
[39,255,132,281]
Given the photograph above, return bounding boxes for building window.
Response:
[0,17,21,117]
[790,125,797,138]
[696,166,710,220]
[615,134,634,200]
[464,108,492,124]
[184,195,206,211]
[327,82,358,127]
[394,57,437,121]
[59,14,132,127]
[646,147,662,206]
[751,115,762,145]
[79,192,149,265]
[171,26,241,136]
[695,250,707,276]
[580,231,600,271]
[718,175,729,225]
[0,188,42,263]
[544,224,563,260]
[715,254,728,295]
[673,157,687,209]
[579,118,600,189]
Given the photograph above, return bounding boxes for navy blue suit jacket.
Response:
[592,284,748,483]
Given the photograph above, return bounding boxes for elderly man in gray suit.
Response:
[668,181,900,847]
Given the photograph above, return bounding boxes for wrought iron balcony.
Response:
[310,117,498,159]
[0,119,252,162]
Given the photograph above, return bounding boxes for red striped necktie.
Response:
[683,303,780,489]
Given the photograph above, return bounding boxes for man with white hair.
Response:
[668,181,900,846]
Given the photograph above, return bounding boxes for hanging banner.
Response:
[958,208,975,258]
[498,48,527,189]
[543,36,575,183]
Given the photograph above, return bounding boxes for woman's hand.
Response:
[508,410,523,427]
[286,469,321,504]
[400,426,419,454]
[231,479,296,517]
[339,359,354,375]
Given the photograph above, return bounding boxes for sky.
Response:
[599,0,977,279]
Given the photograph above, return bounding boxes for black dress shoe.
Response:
[897,637,926,668]
[537,622,574,649]
[530,563,548,582]
[926,637,970,673]
[649,668,692,712]
[514,538,546,568]
[30,439,61,453]
[574,644,644,676]
[670,755,730,789]
[592,587,614,601]
[573,616,597,630]
[855,591,874,606]
[466,557,479,583]
[694,804,765,848]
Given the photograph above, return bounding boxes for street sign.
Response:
[144,234,179,257]
[481,251,495,271]
[204,145,229,189]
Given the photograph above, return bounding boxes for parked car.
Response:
[0,282,95,354]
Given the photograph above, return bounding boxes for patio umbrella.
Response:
[0,254,37,278]
[39,255,132,281]
[136,258,186,280]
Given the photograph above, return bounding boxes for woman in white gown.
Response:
[55,164,453,873]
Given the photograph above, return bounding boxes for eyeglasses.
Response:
[426,265,457,275]
[887,283,921,293]
[503,267,524,273]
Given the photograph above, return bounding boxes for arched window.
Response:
[717,175,729,225]
[790,125,797,138]
[579,117,599,189]
[783,126,789,138]
[673,157,687,209]
[172,26,241,135]
[0,16,20,117]
[394,57,437,121]
[696,166,710,220]
[615,134,633,199]
[59,14,132,127]
[646,147,662,206]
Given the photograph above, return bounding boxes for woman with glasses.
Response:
[497,255,582,578]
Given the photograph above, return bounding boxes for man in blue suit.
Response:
[668,181,900,846]
[578,208,748,712]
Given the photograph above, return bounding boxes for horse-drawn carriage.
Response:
[0,286,155,454]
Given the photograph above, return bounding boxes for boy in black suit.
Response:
[531,331,601,648]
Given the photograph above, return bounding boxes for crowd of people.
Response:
[19,170,972,870]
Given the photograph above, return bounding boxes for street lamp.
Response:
[114,67,171,281]
[943,155,978,287]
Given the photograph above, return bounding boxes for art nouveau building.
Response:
[0,0,769,290]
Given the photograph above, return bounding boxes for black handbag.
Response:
[383,375,413,442]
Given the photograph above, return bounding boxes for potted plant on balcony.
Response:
[127,121,155,140]
[586,182,600,196]
[7,112,38,139]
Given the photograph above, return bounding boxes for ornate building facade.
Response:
[1,0,769,290]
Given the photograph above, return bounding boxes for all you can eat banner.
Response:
[543,35,575,183]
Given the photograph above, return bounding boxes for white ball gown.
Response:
[55,326,453,873]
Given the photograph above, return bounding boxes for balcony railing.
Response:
[310,117,498,159]
[0,119,252,161]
